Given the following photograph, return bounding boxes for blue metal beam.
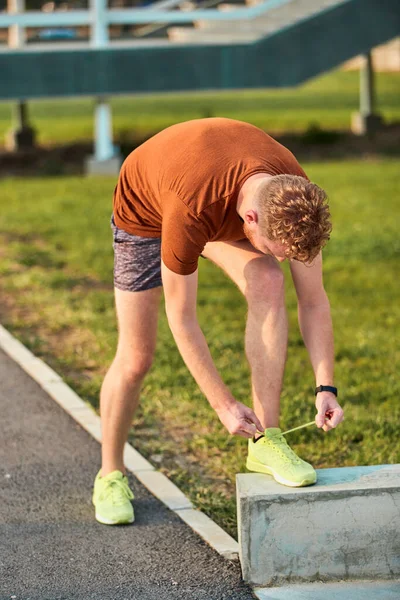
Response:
[0,11,90,27]
[0,0,398,100]
[0,0,294,26]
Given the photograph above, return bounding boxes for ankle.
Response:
[101,466,126,477]
[264,420,279,428]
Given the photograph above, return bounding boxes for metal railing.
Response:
[1,0,293,46]
[133,0,230,39]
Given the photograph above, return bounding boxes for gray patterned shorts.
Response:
[110,213,163,292]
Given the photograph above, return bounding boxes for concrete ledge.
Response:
[42,380,89,412]
[22,357,63,384]
[175,508,240,560]
[123,443,155,474]
[85,155,122,176]
[237,465,400,587]
[351,112,384,136]
[5,126,36,151]
[134,470,193,511]
[254,579,400,599]
[0,334,36,366]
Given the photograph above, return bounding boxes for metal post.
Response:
[351,51,384,136]
[360,52,374,116]
[16,101,27,128]
[85,2,121,174]
[6,0,36,151]
[7,0,25,48]
[85,98,122,175]
[90,0,108,48]
[94,98,115,162]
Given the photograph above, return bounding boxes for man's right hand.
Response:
[215,400,264,439]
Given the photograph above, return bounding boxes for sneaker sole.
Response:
[95,512,135,525]
[246,457,317,487]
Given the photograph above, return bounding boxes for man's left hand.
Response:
[315,392,344,432]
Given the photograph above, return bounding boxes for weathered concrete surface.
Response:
[237,465,400,587]
[85,155,122,176]
[254,579,400,599]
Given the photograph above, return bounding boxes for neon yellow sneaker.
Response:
[246,427,317,487]
[92,469,135,525]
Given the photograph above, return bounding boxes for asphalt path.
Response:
[0,348,256,600]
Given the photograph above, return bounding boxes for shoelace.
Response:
[261,419,328,464]
[281,420,317,436]
[266,435,303,464]
[100,478,134,506]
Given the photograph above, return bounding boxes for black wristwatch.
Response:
[315,385,338,397]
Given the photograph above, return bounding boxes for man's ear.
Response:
[245,209,258,225]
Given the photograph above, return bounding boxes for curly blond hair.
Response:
[255,175,332,263]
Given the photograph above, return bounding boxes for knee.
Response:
[115,351,154,383]
[244,260,285,308]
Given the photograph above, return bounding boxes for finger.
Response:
[241,423,258,437]
[330,411,344,427]
[244,409,264,433]
[235,420,259,438]
[324,416,338,430]
[252,416,264,433]
[317,417,330,431]
[323,410,343,429]
[316,412,332,427]
[236,429,254,439]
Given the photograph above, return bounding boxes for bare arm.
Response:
[290,253,334,386]
[290,253,344,431]
[161,260,263,437]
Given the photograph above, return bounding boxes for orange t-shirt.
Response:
[113,118,307,275]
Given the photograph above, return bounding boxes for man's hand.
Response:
[315,392,344,432]
[215,400,264,438]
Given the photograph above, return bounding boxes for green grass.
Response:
[0,70,399,145]
[0,159,399,538]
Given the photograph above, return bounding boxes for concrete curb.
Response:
[0,324,239,560]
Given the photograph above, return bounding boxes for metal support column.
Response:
[91,0,109,48]
[85,0,122,175]
[8,0,25,47]
[6,0,36,151]
[360,52,375,116]
[94,98,116,162]
[351,52,384,136]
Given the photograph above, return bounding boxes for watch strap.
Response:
[315,385,338,397]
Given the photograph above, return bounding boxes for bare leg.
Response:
[202,240,288,430]
[100,286,162,476]
[244,265,288,429]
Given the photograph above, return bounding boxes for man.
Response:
[92,117,344,525]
